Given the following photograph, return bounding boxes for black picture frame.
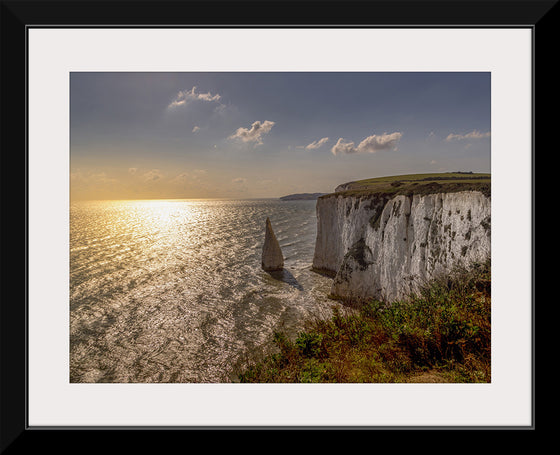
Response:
[1,0,551,449]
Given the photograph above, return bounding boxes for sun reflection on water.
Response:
[70,198,333,383]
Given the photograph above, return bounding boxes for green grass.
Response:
[324,172,491,199]
[238,260,491,383]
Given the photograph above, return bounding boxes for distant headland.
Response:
[279,193,326,201]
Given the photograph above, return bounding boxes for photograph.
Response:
[15,22,537,431]
[69,71,492,384]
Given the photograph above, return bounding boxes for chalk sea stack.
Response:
[262,217,284,271]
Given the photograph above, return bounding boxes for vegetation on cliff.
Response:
[324,172,491,199]
[239,259,490,383]
[279,193,326,201]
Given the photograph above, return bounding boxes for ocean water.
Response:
[70,198,334,383]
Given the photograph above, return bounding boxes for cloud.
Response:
[445,130,490,141]
[192,126,200,133]
[331,132,402,155]
[128,167,138,175]
[229,120,275,145]
[305,137,329,150]
[171,172,190,184]
[170,169,208,186]
[331,138,357,155]
[71,171,118,185]
[168,86,222,108]
[232,177,247,184]
[142,169,163,182]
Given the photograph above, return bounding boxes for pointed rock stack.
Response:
[262,217,284,271]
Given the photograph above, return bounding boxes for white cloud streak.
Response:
[445,130,490,141]
[168,86,222,108]
[305,137,329,150]
[229,120,275,145]
[331,132,402,155]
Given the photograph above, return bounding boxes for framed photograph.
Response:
[1,0,549,446]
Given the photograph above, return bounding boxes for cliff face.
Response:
[312,190,490,302]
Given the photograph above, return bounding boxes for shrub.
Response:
[295,332,325,358]
[239,260,490,383]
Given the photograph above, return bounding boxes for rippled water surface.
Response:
[70,199,333,383]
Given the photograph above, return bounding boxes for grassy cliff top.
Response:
[323,172,491,199]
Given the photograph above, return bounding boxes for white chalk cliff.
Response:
[313,189,491,302]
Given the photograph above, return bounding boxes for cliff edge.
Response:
[312,173,491,302]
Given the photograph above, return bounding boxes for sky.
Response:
[70,72,491,201]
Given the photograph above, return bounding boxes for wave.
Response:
[70,199,331,383]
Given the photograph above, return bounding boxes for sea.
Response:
[70,198,334,383]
